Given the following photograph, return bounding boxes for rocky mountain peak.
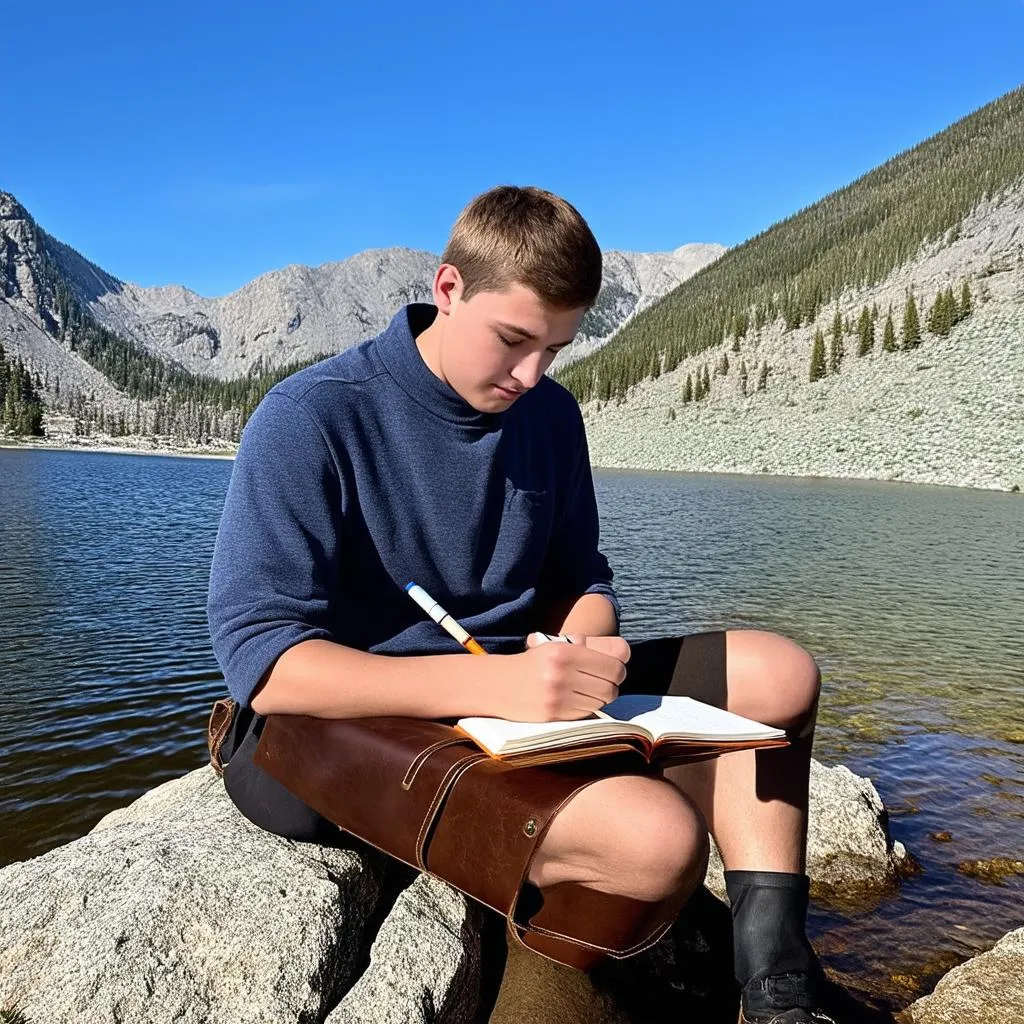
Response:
[1,191,33,223]
[1,192,46,310]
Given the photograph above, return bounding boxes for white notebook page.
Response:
[596,695,785,741]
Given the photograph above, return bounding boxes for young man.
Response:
[207,185,835,1024]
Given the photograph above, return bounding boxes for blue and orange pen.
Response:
[405,582,571,654]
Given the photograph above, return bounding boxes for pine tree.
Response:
[902,292,921,349]
[810,331,826,381]
[0,355,46,437]
[739,360,749,396]
[701,364,711,397]
[857,307,875,355]
[829,330,844,372]
[928,290,952,337]
[882,312,897,352]
[958,281,973,322]
[683,374,693,403]
[756,363,769,391]
[832,306,844,346]
[943,288,956,333]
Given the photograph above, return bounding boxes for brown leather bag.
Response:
[250,712,690,969]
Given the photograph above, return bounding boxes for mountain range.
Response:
[2,85,1022,491]
[0,196,722,401]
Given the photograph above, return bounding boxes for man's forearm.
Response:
[249,593,619,719]
[249,639,501,719]
[548,592,620,637]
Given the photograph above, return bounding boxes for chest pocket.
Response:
[481,483,554,594]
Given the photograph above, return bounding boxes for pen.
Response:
[405,582,488,656]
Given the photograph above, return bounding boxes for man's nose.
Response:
[511,352,547,389]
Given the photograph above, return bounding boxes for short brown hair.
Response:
[442,185,602,309]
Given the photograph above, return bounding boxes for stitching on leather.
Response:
[414,753,489,869]
[415,757,471,855]
[514,916,673,956]
[402,737,470,790]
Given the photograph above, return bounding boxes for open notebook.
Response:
[455,694,788,768]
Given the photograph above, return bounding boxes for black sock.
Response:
[724,870,819,1010]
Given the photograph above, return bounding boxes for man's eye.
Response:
[497,334,518,348]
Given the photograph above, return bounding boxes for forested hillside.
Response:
[556,86,1024,404]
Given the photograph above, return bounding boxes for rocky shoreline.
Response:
[0,438,235,461]
[3,428,1021,495]
[1,758,1019,1023]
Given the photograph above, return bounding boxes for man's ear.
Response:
[433,264,463,315]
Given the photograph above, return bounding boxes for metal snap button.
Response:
[523,818,538,837]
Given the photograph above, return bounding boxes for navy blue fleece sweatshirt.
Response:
[207,303,619,707]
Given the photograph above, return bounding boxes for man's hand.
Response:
[485,634,631,722]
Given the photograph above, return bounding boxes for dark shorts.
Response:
[619,631,728,708]
[221,631,728,845]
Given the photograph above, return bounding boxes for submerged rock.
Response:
[955,857,1024,885]
[0,758,910,1023]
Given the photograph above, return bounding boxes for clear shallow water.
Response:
[1,450,1021,1010]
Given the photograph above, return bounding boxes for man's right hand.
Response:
[486,635,630,722]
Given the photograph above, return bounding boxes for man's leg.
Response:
[487,774,710,1023]
[661,629,833,1023]
[527,773,709,899]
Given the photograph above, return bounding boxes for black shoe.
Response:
[738,972,838,1024]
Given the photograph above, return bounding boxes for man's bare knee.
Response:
[528,775,709,901]
[726,630,821,732]
[620,789,709,901]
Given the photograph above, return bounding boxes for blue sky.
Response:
[5,1,1023,297]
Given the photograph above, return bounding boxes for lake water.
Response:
[1,447,1022,1011]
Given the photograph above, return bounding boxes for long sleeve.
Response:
[207,392,342,706]
[537,421,620,625]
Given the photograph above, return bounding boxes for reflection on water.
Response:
[1,451,1022,1010]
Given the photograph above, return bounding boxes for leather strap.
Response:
[206,698,237,777]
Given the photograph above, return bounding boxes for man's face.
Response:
[432,279,587,413]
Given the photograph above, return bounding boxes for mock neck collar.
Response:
[376,304,502,431]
